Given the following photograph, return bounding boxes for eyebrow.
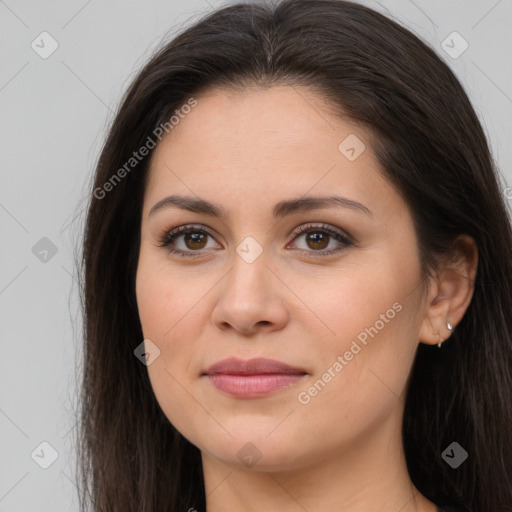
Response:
[148,194,372,219]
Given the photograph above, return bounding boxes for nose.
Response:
[211,251,289,336]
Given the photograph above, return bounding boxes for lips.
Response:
[202,357,308,398]
[203,357,307,376]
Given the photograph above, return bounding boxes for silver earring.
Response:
[438,321,453,348]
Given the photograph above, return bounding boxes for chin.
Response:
[196,430,309,472]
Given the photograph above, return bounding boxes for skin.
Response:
[135,85,478,512]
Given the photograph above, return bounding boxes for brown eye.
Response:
[304,231,330,251]
[183,232,208,250]
[159,225,220,257]
[288,223,354,257]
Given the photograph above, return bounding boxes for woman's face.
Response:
[136,85,428,471]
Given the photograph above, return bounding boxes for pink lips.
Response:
[203,357,308,398]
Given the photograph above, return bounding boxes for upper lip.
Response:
[203,357,307,376]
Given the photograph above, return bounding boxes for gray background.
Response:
[1,0,511,510]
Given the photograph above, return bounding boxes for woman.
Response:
[77,1,512,511]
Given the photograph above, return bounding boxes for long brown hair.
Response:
[76,1,512,510]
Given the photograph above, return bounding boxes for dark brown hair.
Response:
[76,1,512,510]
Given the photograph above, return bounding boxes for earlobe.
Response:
[418,234,478,347]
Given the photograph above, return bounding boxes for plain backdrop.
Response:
[1,0,511,510]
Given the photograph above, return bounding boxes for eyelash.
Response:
[158,223,354,259]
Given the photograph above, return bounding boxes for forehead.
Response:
[143,85,405,221]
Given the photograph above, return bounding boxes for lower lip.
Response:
[205,373,307,398]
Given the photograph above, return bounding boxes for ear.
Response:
[419,234,478,346]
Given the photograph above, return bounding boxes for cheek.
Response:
[292,284,420,449]
[135,249,196,342]
[136,271,172,341]
[135,284,192,439]
[305,250,422,403]
[304,254,419,351]
[135,251,212,438]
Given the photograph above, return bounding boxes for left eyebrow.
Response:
[148,194,373,219]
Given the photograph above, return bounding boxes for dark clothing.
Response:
[437,505,470,512]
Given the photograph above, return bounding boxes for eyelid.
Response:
[159,224,221,251]
[158,222,354,257]
[285,223,354,257]
[287,222,355,244]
